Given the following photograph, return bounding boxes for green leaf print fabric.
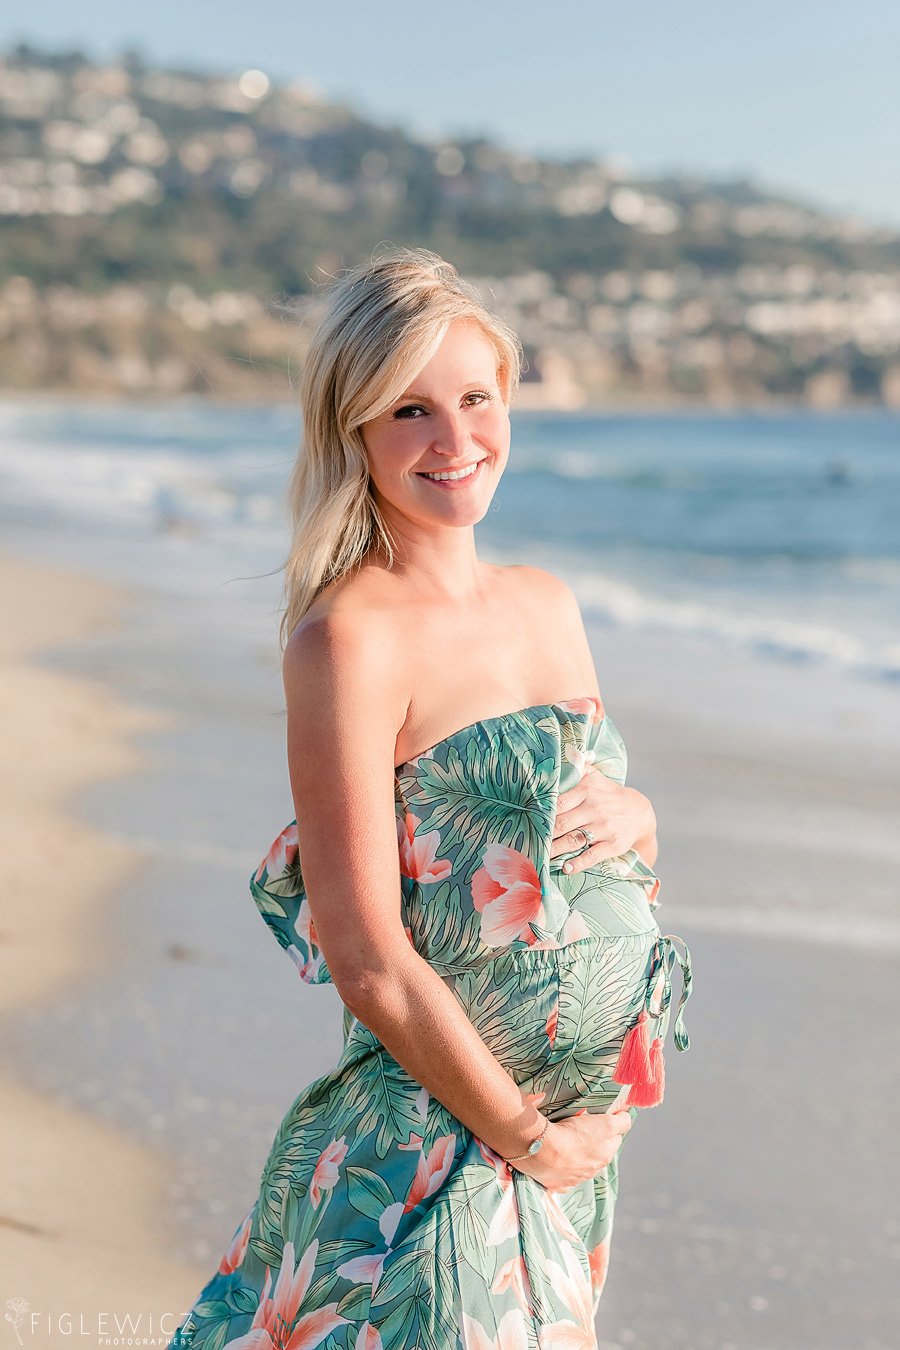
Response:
[173,697,692,1350]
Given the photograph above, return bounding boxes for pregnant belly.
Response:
[448,931,660,1116]
[550,849,661,941]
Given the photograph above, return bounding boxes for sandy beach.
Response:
[0,551,206,1344]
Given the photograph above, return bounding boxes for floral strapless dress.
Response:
[174,697,692,1350]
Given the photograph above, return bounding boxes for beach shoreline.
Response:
[0,549,207,1342]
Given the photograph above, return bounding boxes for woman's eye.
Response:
[392,393,490,418]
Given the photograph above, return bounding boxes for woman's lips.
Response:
[416,459,486,487]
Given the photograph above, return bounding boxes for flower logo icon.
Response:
[5,1298,29,1346]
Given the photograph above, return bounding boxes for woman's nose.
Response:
[431,409,471,457]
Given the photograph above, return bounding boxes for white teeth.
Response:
[421,461,482,482]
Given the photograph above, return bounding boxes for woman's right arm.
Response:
[283,611,631,1189]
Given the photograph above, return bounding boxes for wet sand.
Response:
[0,551,207,1343]
[588,621,900,1350]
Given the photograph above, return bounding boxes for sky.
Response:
[5,0,900,227]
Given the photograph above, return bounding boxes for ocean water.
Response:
[0,400,897,681]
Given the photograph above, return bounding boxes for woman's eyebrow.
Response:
[396,379,494,402]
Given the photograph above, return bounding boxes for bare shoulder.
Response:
[498,563,583,627]
[283,572,409,737]
[285,563,405,670]
[283,603,392,685]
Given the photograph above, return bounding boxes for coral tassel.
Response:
[612,1010,651,1086]
[626,1037,665,1108]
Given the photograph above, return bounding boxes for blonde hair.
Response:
[277,248,523,650]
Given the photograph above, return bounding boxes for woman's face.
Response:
[360,319,511,533]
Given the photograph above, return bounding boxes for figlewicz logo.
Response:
[4,1300,28,1346]
[3,1299,193,1345]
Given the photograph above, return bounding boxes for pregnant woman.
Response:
[174,250,692,1350]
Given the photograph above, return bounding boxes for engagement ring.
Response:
[581,827,594,847]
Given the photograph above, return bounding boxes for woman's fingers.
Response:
[606,1109,633,1136]
[560,838,627,873]
[551,768,619,841]
[549,825,592,859]
[555,770,600,810]
[551,824,632,869]
[554,766,614,815]
[551,768,654,868]
[551,786,590,835]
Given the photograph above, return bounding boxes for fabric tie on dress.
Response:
[612,933,692,1108]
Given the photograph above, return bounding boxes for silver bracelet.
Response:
[504,1114,549,1162]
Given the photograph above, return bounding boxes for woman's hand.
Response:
[550,766,657,872]
[510,1110,633,1191]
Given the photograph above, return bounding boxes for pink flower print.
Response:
[413,1085,430,1120]
[588,1239,610,1308]
[563,742,598,778]
[286,943,324,984]
[229,1237,348,1349]
[355,1324,384,1350]
[403,1134,456,1212]
[540,1187,580,1242]
[558,696,604,723]
[397,812,452,884]
[286,899,324,981]
[475,1136,507,1172]
[255,823,298,883]
[218,1204,254,1274]
[462,1308,529,1350]
[336,1250,385,1289]
[336,1200,403,1295]
[309,1137,348,1208]
[537,1241,597,1349]
[471,844,546,948]
[487,1176,519,1247]
[474,1138,518,1246]
[295,897,319,950]
[545,1001,559,1047]
[492,1254,534,1318]
[562,910,590,943]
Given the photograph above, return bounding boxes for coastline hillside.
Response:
[2,44,900,407]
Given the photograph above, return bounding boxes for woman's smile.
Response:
[416,457,487,486]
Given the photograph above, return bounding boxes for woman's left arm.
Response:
[550,766,658,871]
